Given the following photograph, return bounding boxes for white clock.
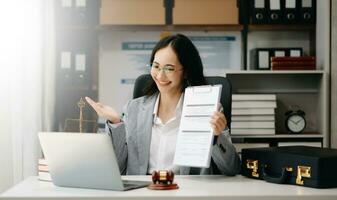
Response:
[285,110,306,133]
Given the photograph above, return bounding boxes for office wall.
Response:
[331,0,337,148]
[0,90,13,192]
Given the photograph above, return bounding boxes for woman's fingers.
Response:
[210,111,227,135]
[85,96,120,123]
[85,97,96,107]
[85,97,104,114]
[212,112,226,125]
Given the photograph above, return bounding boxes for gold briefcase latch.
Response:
[247,159,259,178]
[296,166,311,185]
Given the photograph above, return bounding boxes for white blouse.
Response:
[147,94,183,174]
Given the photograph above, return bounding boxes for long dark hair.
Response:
[144,34,206,96]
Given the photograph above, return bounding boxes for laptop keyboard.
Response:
[123,183,137,188]
[122,180,149,188]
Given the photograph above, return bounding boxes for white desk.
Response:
[1,175,337,200]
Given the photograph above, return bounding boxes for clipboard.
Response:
[173,85,222,168]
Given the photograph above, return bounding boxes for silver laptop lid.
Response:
[38,132,124,190]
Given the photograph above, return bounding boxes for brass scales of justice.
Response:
[64,98,98,133]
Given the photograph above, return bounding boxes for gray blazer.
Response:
[106,93,240,176]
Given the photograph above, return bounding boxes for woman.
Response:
[86,34,240,176]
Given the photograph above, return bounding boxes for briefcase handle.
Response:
[261,165,292,184]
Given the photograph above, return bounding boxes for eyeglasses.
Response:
[148,63,183,75]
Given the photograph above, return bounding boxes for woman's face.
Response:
[150,45,184,95]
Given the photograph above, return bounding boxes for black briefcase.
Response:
[241,146,337,188]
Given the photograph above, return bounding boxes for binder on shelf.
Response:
[73,0,99,26]
[59,51,72,86]
[257,49,270,70]
[251,48,271,70]
[73,50,91,87]
[57,31,97,90]
[60,51,72,69]
[251,0,267,24]
[299,0,316,24]
[56,0,99,27]
[237,0,250,25]
[57,50,92,88]
[274,49,286,57]
[289,49,302,56]
[74,0,88,25]
[57,0,73,26]
[74,52,87,85]
[267,0,283,24]
[61,0,72,7]
[283,0,299,24]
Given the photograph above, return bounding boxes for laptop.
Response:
[38,132,150,191]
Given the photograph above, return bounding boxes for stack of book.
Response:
[231,94,277,135]
[38,158,51,181]
[271,56,315,70]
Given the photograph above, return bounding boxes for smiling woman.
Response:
[0,0,54,192]
[86,34,240,176]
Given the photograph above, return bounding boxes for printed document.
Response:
[173,85,222,168]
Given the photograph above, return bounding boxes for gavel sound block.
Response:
[147,170,179,190]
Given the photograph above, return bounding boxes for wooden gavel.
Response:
[151,170,175,185]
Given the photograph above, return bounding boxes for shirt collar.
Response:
[153,93,184,120]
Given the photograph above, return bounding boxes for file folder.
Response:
[268,0,283,24]
[299,0,316,24]
[251,0,267,24]
[283,0,299,24]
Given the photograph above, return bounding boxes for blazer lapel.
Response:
[136,94,157,174]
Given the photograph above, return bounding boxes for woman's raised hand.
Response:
[85,97,121,124]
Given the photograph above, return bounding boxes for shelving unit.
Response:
[247,24,315,31]
[98,25,244,32]
[53,0,100,132]
[232,134,323,139]
[53,0,330,147]
[225,70,324,74]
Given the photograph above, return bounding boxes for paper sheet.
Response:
[173,85,222,168]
